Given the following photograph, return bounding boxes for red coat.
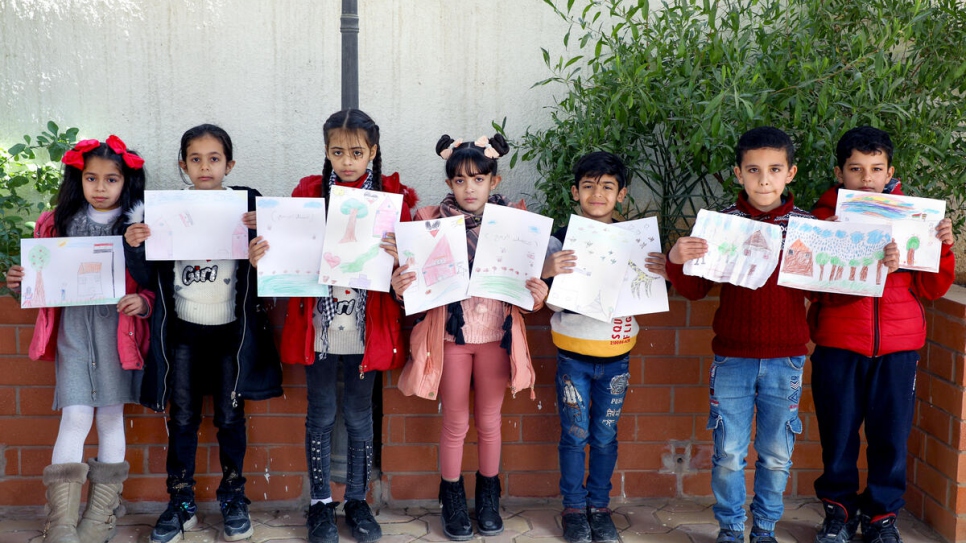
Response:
[27,210,154,369]
[279,173,417,374]
[807,182,955,357]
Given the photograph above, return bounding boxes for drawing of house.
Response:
[782,239,814,276]
[232,223,248,257]
[77,262,103,298]
[422,238,458,286]
[742,230,772,260]
[372,198,396,237]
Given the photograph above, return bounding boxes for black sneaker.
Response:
[345,499,383,543]
[716,529,745,543]
[150,499,198,543]
[562,508,592,543]
[750,529,778,543]
[587,507,619,543]
[220,494,254,541]
[817,500,860,543]
[863,514,901,543]
[307,502,339,543]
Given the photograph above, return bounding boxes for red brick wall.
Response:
[2,287,965,543]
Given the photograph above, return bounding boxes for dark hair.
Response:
[572,151,628,189]
[54,141,146,236]
[435,134,509,179]
[179,124,234,185]
[321,109,383,191]
[836,126,894,168]
[735,126,795,167]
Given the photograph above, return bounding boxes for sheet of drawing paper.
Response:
[144,190,249,260]
[317,185,402,292]
[394,216,470,315]
[20,236,125,308]
[777,216,892,297]
[255,197,329,297]
[835,189,946,272]
[683,209,783,289]
[467,205,553,310]
[547,215,634,322]
[613,216,670,316]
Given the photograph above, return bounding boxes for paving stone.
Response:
[380,517,430,537]
[655,506,716,528]
[0,530,41,543]
[618,505,674,535]
[513,508,560,538]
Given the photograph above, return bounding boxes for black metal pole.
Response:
[341,0,359,110]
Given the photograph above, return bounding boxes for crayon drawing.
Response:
[318,186,402,292]
[613,216,669,316]
[20,236,125,308]
[467,205,552,310]
[777,216,892,296]
[547,215,634,322]
[144,190,249,260]
[394,216,470,315]
[255,197,329,297]
[684,209,783,289]
[835,189,946,272]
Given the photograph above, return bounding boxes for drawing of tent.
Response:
[372,198,396,237]
[422,237,458,286]
[781,239,814,276]
[77,262,103,298]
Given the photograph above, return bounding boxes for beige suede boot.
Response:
[77,459,129,543]
[42,462,89,543]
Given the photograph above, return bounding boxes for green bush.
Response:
[0,122,78,296]
[513,0,966,244]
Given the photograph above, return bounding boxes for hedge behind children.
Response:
[666,127,812,543]
[5,136,151,543]
[541,151,667,543]
[124,124,283,543]
[809,126,955,543]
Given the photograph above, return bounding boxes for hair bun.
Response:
[488,134,510,157]
[436,134,456,157]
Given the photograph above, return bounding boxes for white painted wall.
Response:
[0,0,572,208]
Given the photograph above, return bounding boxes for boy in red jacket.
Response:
[667,127,813,543]
[809,126,955,543]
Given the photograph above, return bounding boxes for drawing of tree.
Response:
[874,249,886,284]
[28,245,50,306]
[831,256,845,280]
[815,252,830,281]
[848,258,861,281]
[860,256,874,281]
[339,198,368,243]
[906,235,920,267]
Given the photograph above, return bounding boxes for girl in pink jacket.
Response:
[5,136,152,543]
[391,134,547,541]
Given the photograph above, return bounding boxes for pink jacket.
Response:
[27,211,154,370]
[396,204,537,401]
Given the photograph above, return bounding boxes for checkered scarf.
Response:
[317,170,372,358]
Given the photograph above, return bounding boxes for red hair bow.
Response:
[61,135,145,171]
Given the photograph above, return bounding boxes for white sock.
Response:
[51,405,95,464]
[95,404,126,463]
[311,498,334,505]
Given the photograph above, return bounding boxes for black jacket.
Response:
[125,186,283,411]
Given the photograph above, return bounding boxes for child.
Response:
[541,151,667,543]
[665,127,813,543]
[124,124,283,543]
[5,136,151,543]
[392,134,548,541]
[809,126,955,543]
[249,109,417,543]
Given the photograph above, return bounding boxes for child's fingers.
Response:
[124,223,151,247]
[242,211,257,229]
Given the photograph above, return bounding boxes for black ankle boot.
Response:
[475,472,503,535]
[439,477,473,541]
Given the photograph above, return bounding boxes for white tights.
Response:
[50,404,126,465]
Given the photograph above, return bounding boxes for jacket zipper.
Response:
[872,296,880,357]
[232,264,250,408]
[158,271,170,411]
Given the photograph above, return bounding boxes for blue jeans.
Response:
[304,353,376,501]
[707,355,805,532]
[556,352,630,509]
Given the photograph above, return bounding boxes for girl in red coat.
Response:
[249,109,416,543]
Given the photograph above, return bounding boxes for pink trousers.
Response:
[438,341,510,480]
